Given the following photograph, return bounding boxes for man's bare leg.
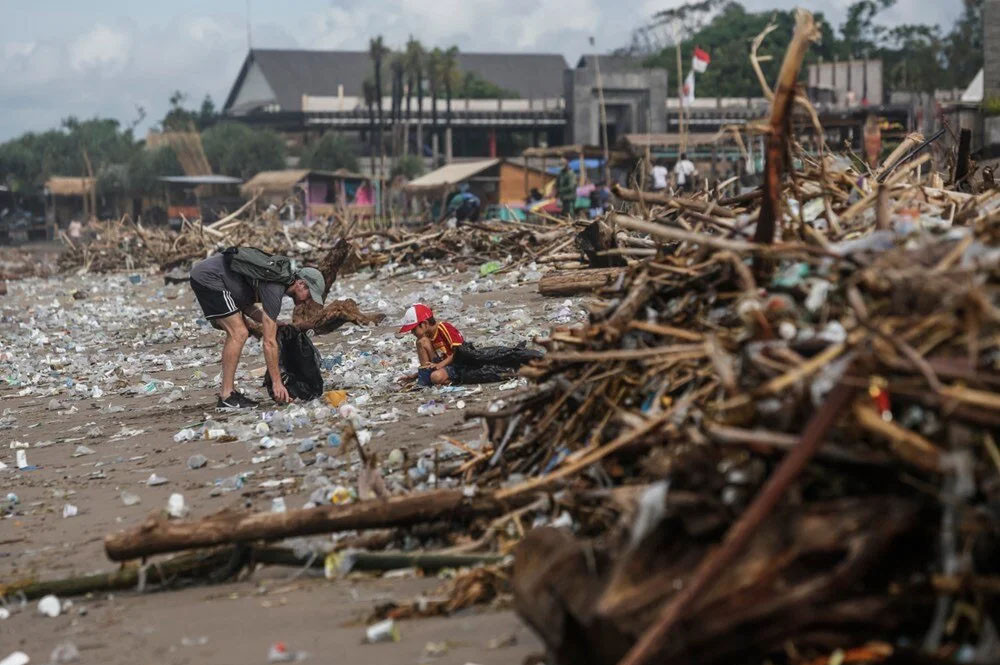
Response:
[215,313,249,398]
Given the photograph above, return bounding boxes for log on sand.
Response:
[538,267,626,297]
[104,489,532,561]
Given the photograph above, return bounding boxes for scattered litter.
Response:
[166,493,187,519]
[38,594,61,618]
[364,619,400,644]
[146,473,168,486]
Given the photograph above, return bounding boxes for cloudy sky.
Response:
[0,0,964,141]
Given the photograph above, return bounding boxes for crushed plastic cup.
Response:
[271,497,287,513]
[50,642,80,664]
[120,491,141,507]
[173,428,197,443]
[146,473,168,486]
[72,445,95,457]
[38,594,61,617]
[15,450,29,469]
[187,454,207,470]
[365,619,400,643]
[62,504,78,518]
[167,493,188,519]
[0,653,29,665]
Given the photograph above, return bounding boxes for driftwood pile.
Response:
[55,212,587,277]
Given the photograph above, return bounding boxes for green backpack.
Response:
[222,247,295,286]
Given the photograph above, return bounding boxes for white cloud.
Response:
[68,24,132,75]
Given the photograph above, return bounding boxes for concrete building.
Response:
[564,55,668,145]
[985,0,1000,101]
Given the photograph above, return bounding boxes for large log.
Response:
[538,267,626,297]
[104,489,530,561]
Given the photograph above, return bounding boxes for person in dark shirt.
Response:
[189,253,324,408]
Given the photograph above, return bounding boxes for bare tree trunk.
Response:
[104,489,535,561]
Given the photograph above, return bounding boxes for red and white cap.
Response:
[398,303,434,333]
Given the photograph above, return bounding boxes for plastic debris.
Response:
[0,653,29,665]
[146,473,168,486]
[49,643,80,664]
[61,504,78,519]
[323,390,349,407]
[120,491,141,507]
[166,493,188,519]
[38,594,61,618]
[365,619,400,644]
[187,454,208,470]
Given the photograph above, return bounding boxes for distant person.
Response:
[588,182,612,218]
[556,158,578,218]
[189,248,325,408]
[445,184,481,223]
[674,153,697,193]
[651,160,669,191]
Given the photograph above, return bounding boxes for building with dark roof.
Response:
[224,48,568,113]
[222,48,571,160]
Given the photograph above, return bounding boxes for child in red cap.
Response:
[398,303,543,387]
[398,303,464,386]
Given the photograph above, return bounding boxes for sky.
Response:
[0,0,965,141]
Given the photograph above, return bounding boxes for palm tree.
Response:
[389,54,405,157]
[368,36,389,173]
[362,78,377,175]
[404,36,424,156]
[427,47,443,161]
[442,46,459,161]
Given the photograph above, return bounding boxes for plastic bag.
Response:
[264,326,324,401]
[451,341,541,385]
[453,341,542,369]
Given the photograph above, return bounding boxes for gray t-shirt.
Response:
[190,254,287,320]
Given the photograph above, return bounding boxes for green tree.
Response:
[124,146,183,198]
[301,133,360,172]
[442,46,460,144]
[369,36,389,168]
[882,24,945,93]
[945,0,983,88]
[457,72,519,98]
[0,117,139,193]
[362,77,378,173]
[839,0,896,57]
[201,122,285,179]
[391,154,425,179]
[161,91,219,132]
[427,48,443,155]
[404,36,425,155]
[390,53,406,155]
[643,3,838,98]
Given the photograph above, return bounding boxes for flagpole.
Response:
[675,37,685,156]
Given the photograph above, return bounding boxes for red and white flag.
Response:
[682,70,695,107]
[692,46,711,73]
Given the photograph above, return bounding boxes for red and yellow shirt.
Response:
[432,322,464,358]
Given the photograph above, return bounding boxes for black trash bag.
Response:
[454,364,515,385]
[263,326,324,401]
[453,341,542,370]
